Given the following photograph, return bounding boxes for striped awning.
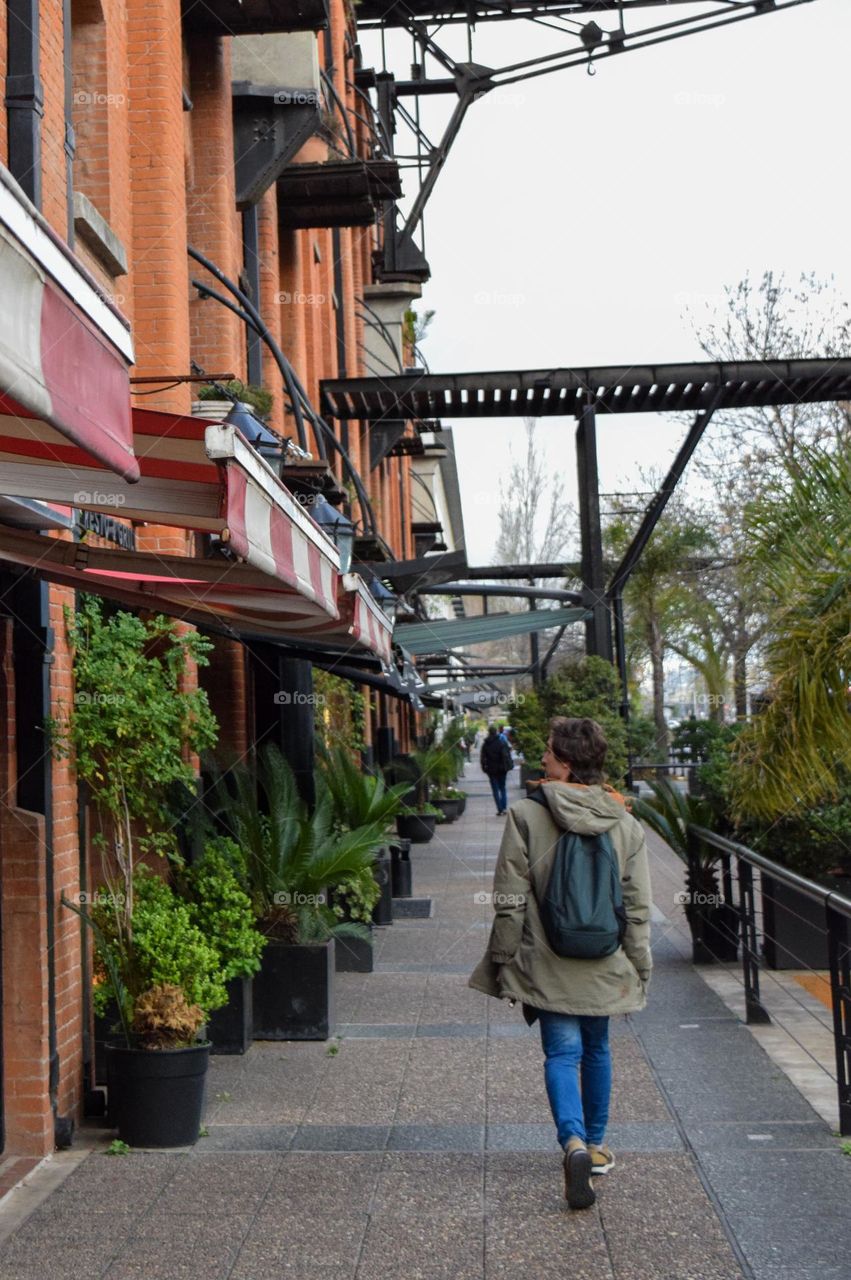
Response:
[0,525,393,661]
[0,164,136,479]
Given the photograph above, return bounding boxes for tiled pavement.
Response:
[1,767,850,1279]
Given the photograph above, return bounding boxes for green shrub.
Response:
[179,840,266,981]
[92,867,228,1030]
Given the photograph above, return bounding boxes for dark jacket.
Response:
[480,733,513,777]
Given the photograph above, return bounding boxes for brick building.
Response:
[0,0,448,1157]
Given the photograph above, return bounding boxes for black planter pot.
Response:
[435,798,461,823]
[390,840,412,898]
[106,1042,209,1148]
[335,928,374,973]
[761,874,831,970]
[253,939,335,1040]
[208,976,253,1055]
[455,794,467,816]
[371,852,394,926]
[689,903,740,964]
[396,813,436,844]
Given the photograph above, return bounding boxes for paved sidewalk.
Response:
[0,766,849,1279]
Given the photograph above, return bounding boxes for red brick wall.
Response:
[126,0,190,413]
[187,35,243,381]
[0,619,54,1156]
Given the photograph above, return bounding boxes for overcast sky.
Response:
[366,0,851,563]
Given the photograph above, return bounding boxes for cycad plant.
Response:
[318,745,411,832]
[730,446,851,822]
[631,778,720,901]
[208,745,387,944]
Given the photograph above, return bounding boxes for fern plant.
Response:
[318,745,410,832]
[631,778,721,900]
[209,745,387,943]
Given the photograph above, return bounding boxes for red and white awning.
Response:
[0,409,341,611]
[0,525,393,660]
[0,164,136,480]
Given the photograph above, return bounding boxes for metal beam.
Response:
[416,582,582,602]
[607,396,721,595]
[461,562,581,580]
[576,402,612,662]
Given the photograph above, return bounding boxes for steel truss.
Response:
[354,0,814,278]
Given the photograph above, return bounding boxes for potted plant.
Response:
[209,745,387,1039]
[54,599,221,1146]
[177,838,267,1054]
[632,779,740,964]
[397,802,440,844]
[330,868,381,972]
[318,745,411,960]
[193,379,273,422]
[391,741,461,838]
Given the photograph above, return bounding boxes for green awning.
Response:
[394,606,588,655]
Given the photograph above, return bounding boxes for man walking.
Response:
[469,716,652,1209]
[479,724,513,816]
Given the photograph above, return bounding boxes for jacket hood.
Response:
[535,781,627,835]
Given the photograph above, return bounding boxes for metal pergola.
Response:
[356,0,814,281]
[323,356,851,714]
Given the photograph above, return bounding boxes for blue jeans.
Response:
[538,1011,611,1148]
[488,773,508,813]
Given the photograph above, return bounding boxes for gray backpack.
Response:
[539,830,627,960]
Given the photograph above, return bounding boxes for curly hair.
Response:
[549,716,608,785]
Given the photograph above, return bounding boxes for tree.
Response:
[483,418,578,673]
[604,481,713,753]
[730,446,851,822]
[688,270,851,715]
[695,270,851,476]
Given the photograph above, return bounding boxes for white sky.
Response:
[365,0,851,563]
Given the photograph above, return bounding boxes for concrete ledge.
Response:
[73,192,128,277]
[392,896,432,918]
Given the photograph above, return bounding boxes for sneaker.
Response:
[588,1143,615,1175]
[563,1137,595,1209]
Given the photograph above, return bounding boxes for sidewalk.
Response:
[0,765,849,1279]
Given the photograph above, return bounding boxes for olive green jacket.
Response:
[468,782,653,1016]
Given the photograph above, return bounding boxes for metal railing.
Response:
[686,824,851,1135]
